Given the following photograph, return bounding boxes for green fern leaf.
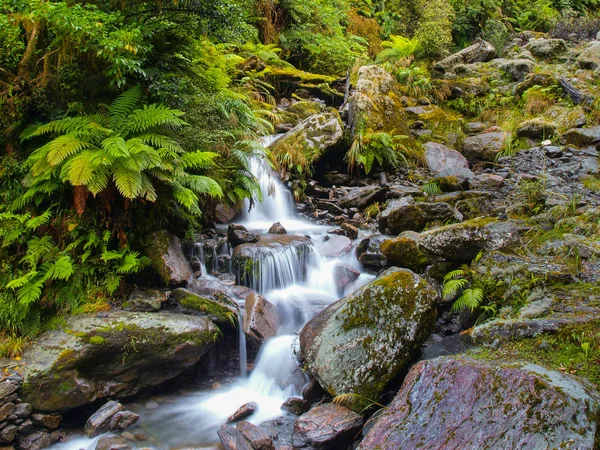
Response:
[179,151,218,170]
[102,136,130,158]
[113,167,143,199]
[25,210,52,230]
[124,104,187,134]
[442,278,469,297]
[109,85,142,130]
[44,256,74,281]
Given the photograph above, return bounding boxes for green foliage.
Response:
[376,35,421,64]
[413,0,455,58]
[346,128,409,174]
[483,19,510,56]
[422,180,442,196]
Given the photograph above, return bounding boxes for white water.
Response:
[50,136,373,450]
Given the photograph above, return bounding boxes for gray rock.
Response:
[577,41,600,69]
[333,262,360,292]
[0,382,18,400]
[122,289,166,312]
[85,401,124,437]
[563,126,600,148]
[267,222,287,235]
[423,142,473,181]
[379,201,460,234]
[145,230,192,285]
[434,41,496,73]
[356,235,387,268]
[172,287,237,323]
[218,421,274,450]
[0,403,15,421]
[516,118,556,139]
[468,173,504,190]
[244,293,280,344]
[315,235,352,258]
[95,435,130,450]
[496,58,534,81]
[292,404,363,449]
[525,38,567,58]
[16,430,65,450]
[323,172,351,186]
[281,397,309,416]
[228,224,260,247]
[109,411,139,431]
[463,132,510,161]
[0,425,17,444]
[12,403,31,419]
[338,185,387,209]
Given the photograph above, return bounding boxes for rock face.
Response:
[526,38,568,58]
[462,132,510,161]
[516,118,556,139]
[379,202,460,234]
[434,41,496,73]
[423,142,473,180]
[244,293,280,344]
[269,112,343,165]
[300,268,437,401]
[292,403,363,449]
[19,312,220,412]
[420,218,519,263]
[577,40,600,69]
[380,231,430,272]
[338,185,386,209]
[360,356,600,450]
[145,230,192,285]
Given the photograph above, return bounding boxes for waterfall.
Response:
[238,310,247,378]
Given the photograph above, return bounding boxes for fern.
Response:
[452,287,485,312]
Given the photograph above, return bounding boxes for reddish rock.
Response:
[226,402,257,423]
[218,422,275,450]
[292,404,362,449]
[244,294,280,344]
[333,263,360,292]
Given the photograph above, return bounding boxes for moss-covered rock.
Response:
[380,231,431,272]
[172,288,238,324]
[462,132,510,162]
[299,267,437,404]
[144,230,192,285]
[379,201,461,234]
[17,312,220,412]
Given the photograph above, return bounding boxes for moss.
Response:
[144,230,172,284]
[179,294,235,323]
[379,236,430,272]
[89,336,106,345]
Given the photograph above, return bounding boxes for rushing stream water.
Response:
[51,136,374,450]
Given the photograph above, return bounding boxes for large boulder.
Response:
[338,185,387,209]
[516,118,556,139]
[360,356,600,449]
[380,231,430,272]
[145,230,192,285]
[434,41,496,73]
[244,293,280,344]
[423,142,473,181]
[495,58,534,81]
[462,132,510,161]
[420,218,519,263]
[19,312,220,412]
[228,224,260,247]
[269,112,343,165]
[525,38,568,58]
[577,41,600,70]
[563,126,600,148]
[379,201,460,234]
[218,421,274,450]
[315,235,352,258]
[292,404,363,449]
[122,289,167,312]
[300,268,437,401]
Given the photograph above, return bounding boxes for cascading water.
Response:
[50,135,374,450]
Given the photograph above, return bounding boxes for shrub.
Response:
[483,19,510,56]
[414,0,455,58]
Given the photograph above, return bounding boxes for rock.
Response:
[215,203,238,224]
[281,397,309,416]
[85,401,124,437]
[338,185,387,209]
[496,58,534,81]
[577,40,600,69]
[12,403,32,419]
[332,263,360,292]
[359,356,600,450]
[244,293,280,344]
[379,202,460,234]
[122,289,166,312]
[403,105,439,119]
[323,172,351,186]
[269,112,343,165]
[0,382,18,400]
[434,41,496,73]
[515,72,556,97]
[0,404,15,422]
[172,287,237,323]
[95,435,130,450]
[468,173,504,190]
[315,235,352,259]
[19,312,220,412]
[356,235,387,268]
[423,142,473,181]
[267,222,286,235]
[300,268,437,401]
[525,38,568,58]
[462,132,510,161]
[227,402,257,423]
[380,231,430,272]
[218,421,274,450]
[340,222,358,239]
[109,411,139,432]
[16,430,65,450]
[145,230,192,285]
[563,126,600,148]
[516,118,556,139]
[228,224,260,247]
[292,404,362,449]
[0,426,17,444]
[30,414,61,430]
[419,218,519,263]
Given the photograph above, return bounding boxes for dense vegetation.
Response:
[1,0,599,355]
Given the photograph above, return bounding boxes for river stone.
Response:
[292,404,363,449]
[109,411,139,431]
[434,41,496,73]
[16,430,65,450]
[462,132,510,161]
[379,202,460,234]
[172,288,237,324]
[145,230,192,285]
[30,414,62,430]
[516,118,556,139]
[338,185,387,209]
[380,231,430,272]
[333,262,360,292]
[122,289,166,312]
[219,421,274,450]
[577,41,600,69]
[420,218,519,263]
[227,402,258,423]
[315,235,352,258]
[95,435,130,450]
[300,268,437,401]
[19,312,220,412]
[423,142,473,181]
[563,126,600,148]
[356,235,387,268]
[244,293,280,344]
[281,397,309,416]
[525,38,568,58]
[228,224,260,247]
[359,356,600,449]
[267,222,286,235]
[85,401,124,437]
[0,403,15,422]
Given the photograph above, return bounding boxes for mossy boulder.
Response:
[379,201,461,234]
[172,288,238,324]
[359,356,600,449]
[17,312,220,412]
[122,289,167,312]
[299,267,437,403]
[145,230,192,285]
[420,218,520,263]
[462,132,510,162]
[577,41,600,70]
[434,41,496,73]
[525,38,568,58]
[562,126,600,148]
[380,231,431,272]
[516,118,556,139]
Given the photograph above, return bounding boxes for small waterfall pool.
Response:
[50,137,375,450]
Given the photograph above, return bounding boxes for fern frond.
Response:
[124,105,187,134]
[109,85,142,130]
[60,151,96,186]
[102,136,130,158]
[179,175,223,197]
[172,182,201,215]
[442,278,469,298]
[443,269,467,283]
[45,134,90,167]
[452,288,484,312]
[113,167,143,199]
[179,151,218,170]
[44,256,74,281]
[25,210,52,230]
[138,133,183,154]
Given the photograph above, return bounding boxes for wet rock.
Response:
[267,222,287,235]
[109,411,139,432]
[15,430,65,450]
[340,222,358,239]
[302,376,326,403]
[215,203,238,224]
[0,425,17,444]
[0,404,15,422]
[359,356,600,449]
[30,414,61,430]
[423,142,473,181]
[379,202,460,234]
[19,312,220,412]
[12,403,32,419]
[577,40,600,69]
[516,118,556,139]
[434,41,496,73]
[380,231,430,272]
[315,235,352,258]
[145,230,192,285]
[228,224,260,247]
[172,287,237,324]
[356,235,387,268]
[300,268,437,401]
[95,435,130,450]
[462,132,510,161]
[227,402,258,423]
[281,398,309,416]
[333,263,360,292]
[563,126,600,148]
[122,289,166,312]
[338,185,387,209]
[85,401,124,437]
[292,404,363,449]
[525,38,568,58]
[244,293,280,344]
[219,421,275,450]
